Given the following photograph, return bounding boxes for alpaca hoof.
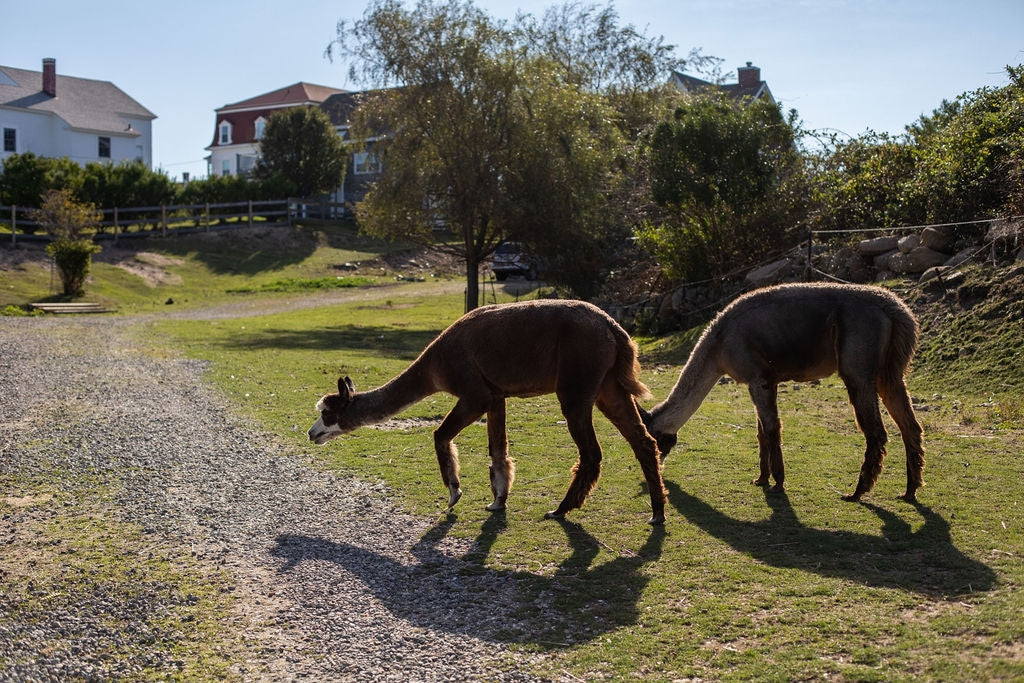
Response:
[752,477,770,487]
[447,487,463,509]
[898,492,917,503]
[648,514,665,526]
[485,499,506,512]
[841,492,862,502]
[543,510,565,520]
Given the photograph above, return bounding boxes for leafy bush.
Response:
[31,190,103,297]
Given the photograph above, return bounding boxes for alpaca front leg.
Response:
[433,434,463,508]
[486,399,515,511]
[750,382,784,491]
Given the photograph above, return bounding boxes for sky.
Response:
[4,0,1022,182]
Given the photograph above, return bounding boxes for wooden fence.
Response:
[0,199,301,244]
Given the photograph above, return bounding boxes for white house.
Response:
[205,82,346,178]
[0,58,156,167]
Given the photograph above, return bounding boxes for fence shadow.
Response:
[664,479,996,597]
[271,514,665,647]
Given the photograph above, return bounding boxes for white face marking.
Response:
[307,416,342,444]
[308,397,344,444]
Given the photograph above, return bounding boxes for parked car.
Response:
[490,242,540,280]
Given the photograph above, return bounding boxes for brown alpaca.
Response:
[308,300,667,524]
[639,283,925,502]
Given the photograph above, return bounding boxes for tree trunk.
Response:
[464,255,480,312]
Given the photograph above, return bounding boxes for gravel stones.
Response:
[0,316,547,681]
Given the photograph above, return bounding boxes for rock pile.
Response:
[611,218,1023,331]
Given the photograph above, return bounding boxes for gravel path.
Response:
[0,315,550,681]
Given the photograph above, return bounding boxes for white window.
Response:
[3,127,16,153]
[219,121,232,145]
[135,145,144,161]
[221,159,231,176]
[254,117,267,140]
[98,136,111,158]
[353,151,381,175]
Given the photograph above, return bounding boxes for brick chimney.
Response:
[42,58,56,97]
[737,61,760,88]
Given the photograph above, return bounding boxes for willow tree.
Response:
[329,0,688,310]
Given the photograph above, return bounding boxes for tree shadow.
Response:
[664,479,996,597]
[207,324,441,358]
[271,513,665,647]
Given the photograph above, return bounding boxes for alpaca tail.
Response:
[882,294,920,387]
[611,325,652,400]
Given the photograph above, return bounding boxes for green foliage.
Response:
[30,188,101,241]
[254,106,346,198]
[639,93,808,281]
[78,160,176,208]
[0,304,44,317]
[227,275,374,293]
[810,65,1024,231]
[44,240,102,297]
[809,132,922,231]
[31,189,103,297]
[333,0,687,307]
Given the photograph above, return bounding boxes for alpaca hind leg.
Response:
[546,399,602,519]
[880,380,925,502]
[486,398,516,511]
[748,382,784,490]
[598,386,667,525]
[842,383,888,501]
[434,399,486,509]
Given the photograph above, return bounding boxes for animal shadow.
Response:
[271,514,665,647]
[665,479,996,596]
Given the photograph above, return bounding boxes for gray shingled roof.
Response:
[0,64,155,135]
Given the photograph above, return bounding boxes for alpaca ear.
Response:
[338,376,355,400]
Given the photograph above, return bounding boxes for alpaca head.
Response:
[635,399,678,460]
[307,376,358,444]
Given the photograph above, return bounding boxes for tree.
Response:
[637,92,807,282]
[30,189,102,297]
[254,106,346,198]
[330,0,689,309]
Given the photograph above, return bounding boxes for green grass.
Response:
[141,287,1024,681]
[0,222,404,312]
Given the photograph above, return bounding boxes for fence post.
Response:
[113,206,119,244]
[248,200,253,228]
[161,205,167,237]
[205,203,210,232]
[10,205,15,246]
[805,229,813,281]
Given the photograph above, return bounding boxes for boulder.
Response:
[920,226,955,252]
[858,236,898,256]
[873,249,897,271]
[945,247,978,268]
[897,234,920,254]
[889,246,948,274]
[745,258,791,287]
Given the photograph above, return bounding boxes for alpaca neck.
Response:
[351,366,436,427]
[650,340,723,435]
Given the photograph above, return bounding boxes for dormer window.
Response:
[254,117,267,140]
[219,121,233,145]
